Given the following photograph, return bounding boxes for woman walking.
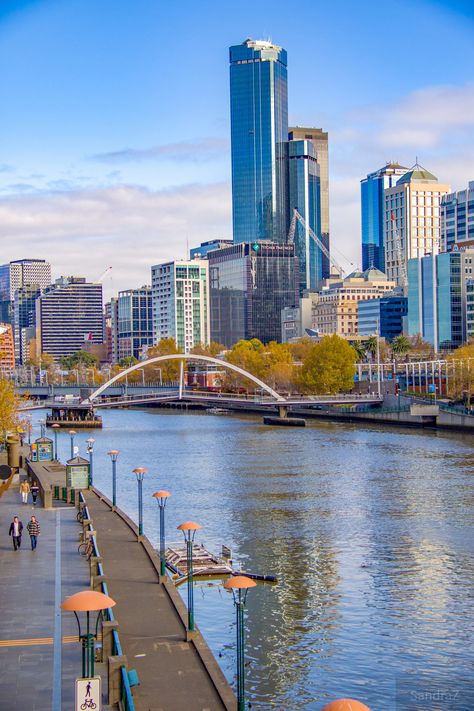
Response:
[31,481,39,506]
[20,479,30,505]
[27,515,41,550]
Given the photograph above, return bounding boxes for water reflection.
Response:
[31,409,474,709]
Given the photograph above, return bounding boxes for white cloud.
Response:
[0,183,232,300]
[92,137,230,164]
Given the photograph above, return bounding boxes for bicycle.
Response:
[80,700,97,710]
[78,538,94,559]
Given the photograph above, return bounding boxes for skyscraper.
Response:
[116,287,153,361]
[287,138,322,292]
[0,259,51,324]
[229,39,288,244]
[361,162,408,272]
[384,163,450,287]
[440,180,474,251]
[288,127,329,278]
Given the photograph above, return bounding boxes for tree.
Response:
[297,335,356,394]
[61,351,99,369]
[0,379,22,444]
[144,338,182,382]
[191,342,224,358]
[365,336,378,359]
[288,337,317,364]
[351,341,367,362]
[119,356,139,368]
[391,335,412,362]
[447,343,474,401]
[408,334,434,359]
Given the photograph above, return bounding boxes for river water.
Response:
[34,408,474,709]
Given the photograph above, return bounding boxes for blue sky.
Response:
[1,0,473,295]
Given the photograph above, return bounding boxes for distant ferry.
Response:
[46,404,102,429]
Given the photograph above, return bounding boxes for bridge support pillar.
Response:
[278,406,288,419]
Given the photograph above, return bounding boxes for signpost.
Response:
[66,456,91,489]
[75,676,101,710]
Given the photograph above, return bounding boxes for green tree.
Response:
[297,335,356,394]
[61,351,99,369]
[119,356,139,368]
[447,343,474,401]
[365,336,378,359]
[351,341,367,362]
[391,335,412,361]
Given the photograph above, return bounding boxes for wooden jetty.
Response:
[166,543,233,579]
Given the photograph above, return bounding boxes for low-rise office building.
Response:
[358,294,407,340]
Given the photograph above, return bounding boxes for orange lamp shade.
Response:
[51,424,60,428]
[68,430,76,435]
[60,590,116,612]
[132,467,147,474]
[177,521,202,531]
[153,490,171,499]
[224,575,257,590]
[321,700,371,711]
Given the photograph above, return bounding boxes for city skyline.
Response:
[0,0,473,299]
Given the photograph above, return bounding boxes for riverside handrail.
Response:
[78,492,136,711]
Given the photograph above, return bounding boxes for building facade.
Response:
[0,259,51,324]
[287,139,322,292]
[440,181,474,252]
[35,277,104,360]
[281,292,319,342]
[13,284,42,365]
[407,251,470,352]
[0,323,15,371]
[361,162,408,272]
[151,260,209,352]
[189,240,233,260]
[288,127,330,278]
[230,39,288,244]
[208,242,298,346]
[312,268,396,338]
[357,294,408,340]
[116,287,153,361]
[384,164,450,288]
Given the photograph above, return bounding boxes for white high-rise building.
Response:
[151,260,210,352]
[384,164,450,287]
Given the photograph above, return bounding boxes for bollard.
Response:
[89,555,102,579]
[101,620,119,661]
[108,655,127,706]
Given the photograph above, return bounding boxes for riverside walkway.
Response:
[83,488,234,711]
[0,474,113,710]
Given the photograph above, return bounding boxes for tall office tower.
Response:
[441,181,474,251]
[116,287,153,361]
[407,251,474,352]
[0,259,51,323]
[13,284,42,364]
[35,277,103,360]
[384,163,450,287]
[230,39,288,244]
[287,138,322,293]
[288,127,329,278]
[361,162,408,272]
[208,242,298,346]
[151,260,210,352]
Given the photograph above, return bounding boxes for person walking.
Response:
[20,479,30,505]
[31,481,39,506]
[9,516,23,551]
[27,515,40,550]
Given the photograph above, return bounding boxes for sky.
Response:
[0,0,473,299]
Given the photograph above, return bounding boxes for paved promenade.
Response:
[0,476,112,710]
[84,489,234,711]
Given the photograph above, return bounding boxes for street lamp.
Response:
[132,467,147,537]
[51,423,60,460]
[39,418,46,438]
[224,575,257,711]
[177,521,202,632]
[107,450,119,509]
[321,700,371,711]
[86,437,95,487]
[68,430,77,459]
[152,490,171,577]
[61,590,116,679]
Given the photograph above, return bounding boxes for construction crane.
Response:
[287,209,345,278]
[390,213,408,293]
[96,266,113,283]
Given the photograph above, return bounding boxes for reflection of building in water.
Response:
[227,500,341,703]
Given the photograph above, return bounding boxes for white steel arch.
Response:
[85,353,286,403]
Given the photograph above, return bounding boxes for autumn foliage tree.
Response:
[296,335,356,394]
[143,338,182,382]
[0,379,22,444]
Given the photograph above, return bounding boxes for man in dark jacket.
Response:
[9,516,23,550]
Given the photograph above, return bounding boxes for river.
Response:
[33,408,474,709]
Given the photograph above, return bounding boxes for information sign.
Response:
[30,443,38,461]
[38,441,53,461]
[75,676,101,710]
[67,464,90,489]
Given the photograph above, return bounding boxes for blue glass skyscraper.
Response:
[361,162,407,272]
[288,138,322,292]
[229,39,288,243]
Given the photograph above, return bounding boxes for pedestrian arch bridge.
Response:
[81,353,382,410]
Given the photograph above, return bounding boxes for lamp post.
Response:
[224,575,257,711]
[108,450,119,509]
[61,590,116,679]
[152,490,171,576]
[86,437,95,487]
[39,418,46,438]
[177,521,202,632]
[51,423,60,460]
[132,467,147,537]
[68,429,76,459]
